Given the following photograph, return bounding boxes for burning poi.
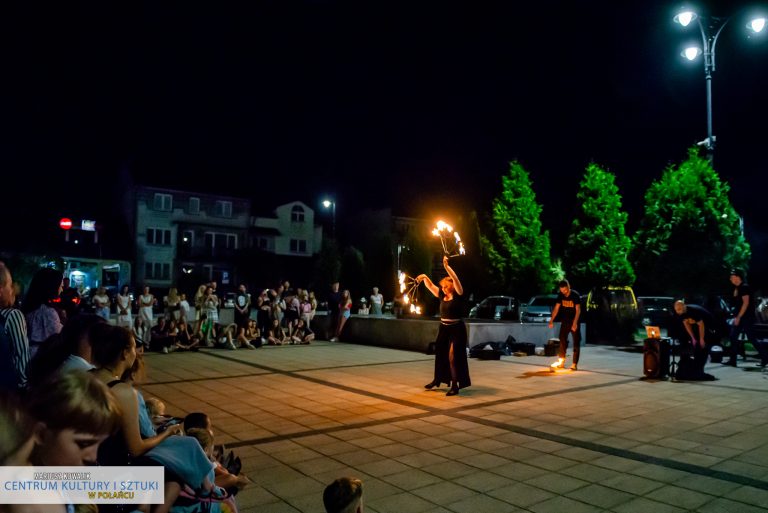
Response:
[398,270,422,314]
[431,220,466,257]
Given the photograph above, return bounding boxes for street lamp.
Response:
[674,7,766,164]
[322,199,336,238]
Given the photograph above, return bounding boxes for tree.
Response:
[564,163,635,289]
[632,147,750,296]
[480,160,554,298]
[340,245,366,302]
[314,238,341,291]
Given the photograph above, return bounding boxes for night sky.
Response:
[4,1,768,288]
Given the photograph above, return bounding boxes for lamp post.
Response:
[674,8,766,165]
[322,199,336,239]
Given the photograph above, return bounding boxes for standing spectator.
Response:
[138,285,156,327]
[726,269,768,367]
[0,261,30,392]
[328,282,342,341]
[370,287,384,316]
[234,283,251,343]
[178,292,191,323]
[203,286,220,345]
[116,285,133,328]
[333,290,352,342]
[22,267,63,358]
[193,284,207,336]
[323,477,364,513]
[164,287,181,321]
[92,286,111,321]
[548,279,582,371]
[256,292,272,336]
[59,276,81,320]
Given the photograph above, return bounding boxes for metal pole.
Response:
[705,64,714,165]
[332,202,336,239]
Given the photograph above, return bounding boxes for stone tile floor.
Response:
[141,341,768,512]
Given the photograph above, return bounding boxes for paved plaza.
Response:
[142,340,768,512]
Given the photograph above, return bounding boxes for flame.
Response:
[432,219,465,256]
[409,304,421,314]
[550,358,564,369]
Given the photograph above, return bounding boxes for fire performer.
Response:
[548,279,582,371]
[418,256,471,396]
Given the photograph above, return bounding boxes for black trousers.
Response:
[558,322,581,364]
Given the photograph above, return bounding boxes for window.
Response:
[188,197,200,214]
[214,200,232,218]
[153,193,172,211]
[182,230,194,246]
[291,205,305,223]
[204,232,237,249]
[146,228,171,245]
[256,237,272,251]
[145,262,170,280]
[290,239,307,254]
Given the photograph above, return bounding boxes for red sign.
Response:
[59,218,73,230]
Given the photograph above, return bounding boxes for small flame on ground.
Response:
[550,358,564,369]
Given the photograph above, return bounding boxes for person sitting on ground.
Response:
[150,317,175,354]
[216,322,239,350]
[187,428,250,494]
[174,319,200,351]
[290,318,315,344]
[267,318,287,345]
[238,319,262,348]
[323,477,364,513]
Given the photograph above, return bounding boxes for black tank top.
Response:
[439,294,463,319]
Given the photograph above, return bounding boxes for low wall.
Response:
[319,314,585,353]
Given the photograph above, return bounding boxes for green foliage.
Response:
[340,245,366,299]
[479,161,554,297]
[564,163,635,289]
[632,147,750,296]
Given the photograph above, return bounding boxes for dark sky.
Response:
[4,1,768,284]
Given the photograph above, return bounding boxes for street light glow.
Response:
[682,46,702,60]
[322,200,332,208]
[748,17,766,33]
[674,10,697,27]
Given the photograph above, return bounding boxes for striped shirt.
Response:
[0,307,30,390]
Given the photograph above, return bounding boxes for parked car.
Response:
[520,294,557,323]
[585,286,639,344]
[637,296,675,328]
[468,295,519,320]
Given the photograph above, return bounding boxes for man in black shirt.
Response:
[549,280,581,370]
[727,269,767,367]
[673,300,714,374]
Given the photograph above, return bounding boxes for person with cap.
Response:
[727,268,768,367]
[323,476,364,513]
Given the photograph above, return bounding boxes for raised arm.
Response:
[416,274,439,298]
[443,256,463,296]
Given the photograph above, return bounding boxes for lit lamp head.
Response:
[674,9,697,27]
[748,17,766,33]
[682,45,702,61]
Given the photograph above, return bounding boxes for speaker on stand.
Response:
[643,337,671,379]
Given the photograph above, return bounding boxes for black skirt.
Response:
[432,320,471,388]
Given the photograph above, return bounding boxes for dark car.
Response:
[585,286,639,344]
[637,296,675,328]
[468,295,519,321]
[520,294,557,323]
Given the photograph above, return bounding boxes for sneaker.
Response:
[330,337,339,342]
[161,347,169,354]
[243,342,256,350]
[226,340,237,350]
[570,364,578,371]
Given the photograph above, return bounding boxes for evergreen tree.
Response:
[564,163,635,288]
[314,238,341,290]
[632,147,750,296]
[480,160,553,297]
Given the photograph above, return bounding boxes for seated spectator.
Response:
[323,477,364,513]
[174,319,200,351]
[90,324,223,511]
[237,319,261,349]
[216,323,239,350]
[27,313,106,387]
[150,317,176,354]
[267,318,286,345]
[290,319,314,345]
[27,371,120,466]
[22,267,64,358]
[187,428,250,494]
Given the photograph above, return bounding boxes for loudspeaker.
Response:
[643,338,670,378]
[545,338,559,357]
